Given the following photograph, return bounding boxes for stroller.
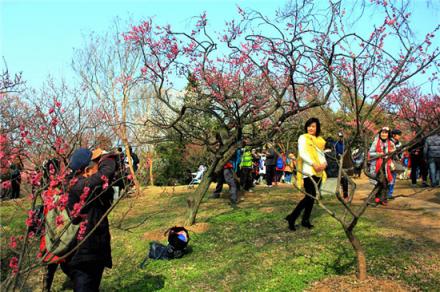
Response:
[188,165,207,189]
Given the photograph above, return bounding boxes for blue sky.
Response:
[1,0,439,90]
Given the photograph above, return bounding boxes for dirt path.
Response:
[352,177,440,244]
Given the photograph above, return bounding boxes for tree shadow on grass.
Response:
[118,273,165,292]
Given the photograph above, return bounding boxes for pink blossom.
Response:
[9,256,18,274]
[25,210,35,227]
[386,18,396,26]
[48,108,55,114]
[77,220,88,241]
[55,215,64,227]
[101,175,109,189]
[9,236,17,249]
[58,193,68,209]
[81,186,90,197]
[1,180,12,189]
[70,202,82,218]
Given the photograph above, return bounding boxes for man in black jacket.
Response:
[409,140,428,187]
[61,148,117,292]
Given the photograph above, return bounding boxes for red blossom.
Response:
[1,180,12,189]
[77,220,88,241]
[9,257,18,274]
[9,236,17,249]
[25,210,36,227]
[101,175,109,189]
[55,215,64,227]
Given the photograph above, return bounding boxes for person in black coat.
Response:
[61,148,117,292]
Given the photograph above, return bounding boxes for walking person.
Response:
[283,152,296,184]
[424,132,440,187]
[409,139,429,187]
[369,127,395,205]
[275,151,286,184]
[211,158,240,207]
[239,139,254,192]
[334,132,350,199]
[60,148,118,292]
[251,149,260,185]
[258,153,266,184]
[285,118,327,231]
[388,129,402,199]
[264,143,278,187]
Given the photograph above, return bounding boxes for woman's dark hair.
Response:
[304,117,321,136]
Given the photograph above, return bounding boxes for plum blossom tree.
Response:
[123,0,439,280]
[0,78,119,290]
[123,2,340,225]
[0,59,24,95]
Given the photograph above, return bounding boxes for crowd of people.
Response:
[209,118,439,230]
[1,121,439,291]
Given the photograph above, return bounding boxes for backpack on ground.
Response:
[141,226,190,267]
[44,196,79,257]
[165,226,190,255]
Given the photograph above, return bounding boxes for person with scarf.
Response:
[285,118,327,231]
[369,127,396,205]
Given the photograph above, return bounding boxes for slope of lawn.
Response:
[1,182,439,291]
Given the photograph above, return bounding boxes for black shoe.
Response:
[210,194,220,199]
[229,200,238,208]
[301,221,314,229]
[285,215,296,231]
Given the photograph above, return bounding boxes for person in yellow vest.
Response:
[240,139,254,192]
[285,118,327,231]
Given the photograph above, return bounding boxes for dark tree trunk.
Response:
[344,229,367,280]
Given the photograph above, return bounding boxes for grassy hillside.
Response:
[2,182,439,291]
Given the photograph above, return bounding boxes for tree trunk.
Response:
[186,173,214,225]
[344,229,367,280]
[186,142,238,225]
[149,157,154,186]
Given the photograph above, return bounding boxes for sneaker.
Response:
[247,189,254,193]
[421,182,429,187]
[267,185,273,188]
[210,194,220,199]
[411,184,417,187]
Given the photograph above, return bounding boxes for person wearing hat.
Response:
[60,147,117,292]
[368,127,396,205]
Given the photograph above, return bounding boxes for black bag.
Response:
[141,226,190,267]
[148,241,171,260]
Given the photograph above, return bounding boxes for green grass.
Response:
[2,185,440,291]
